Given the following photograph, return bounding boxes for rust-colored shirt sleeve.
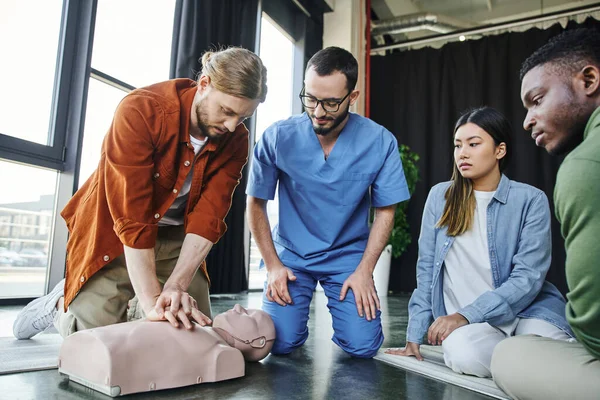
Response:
[186,133,249,243]
[104,95,163,249]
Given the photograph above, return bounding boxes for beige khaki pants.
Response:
[443,318,571,378]
[55,225,211,337]
[491,335,600,400]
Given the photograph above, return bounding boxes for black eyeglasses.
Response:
[299,86,352,113]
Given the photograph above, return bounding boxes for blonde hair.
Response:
[200,47,267,102]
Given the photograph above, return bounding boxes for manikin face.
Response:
[303,67,358,136]
[521,64,589,155]
[192,75,260,141]
[454,123,505,182]
[212,304,275,362]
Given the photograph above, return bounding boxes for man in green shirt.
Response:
[491,28,600,400]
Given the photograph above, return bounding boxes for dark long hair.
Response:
[437,107,512,236]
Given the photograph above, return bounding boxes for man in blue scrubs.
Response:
[246,47,410,358]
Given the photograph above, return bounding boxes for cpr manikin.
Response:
[58,304,275,396]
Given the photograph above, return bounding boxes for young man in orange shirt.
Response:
[14,47,267,339]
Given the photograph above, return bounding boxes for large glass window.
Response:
[0,160,57,299]
[79,0,176,189]
[0,0,63,145]
[0,0,175,301]
[248,15,295,289]
[92,0,176,88]
[78,80,128,187]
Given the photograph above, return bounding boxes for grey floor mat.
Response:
[0,333,62,375]
[375,346,510,400]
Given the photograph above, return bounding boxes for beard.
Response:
[547,92,588,156]
[310,103,350,136]
[549,120,585,156]
[194,98,224,142]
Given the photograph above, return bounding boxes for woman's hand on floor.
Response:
[385,342,423,361]
[427,313,468,345]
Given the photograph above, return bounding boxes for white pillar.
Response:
[323,0,367,116]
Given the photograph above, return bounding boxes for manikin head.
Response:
[191,47,268,141]
[212,304,275,362]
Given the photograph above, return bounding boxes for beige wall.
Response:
[323,0,367,116]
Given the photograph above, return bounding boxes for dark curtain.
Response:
[370,18,600,295]
[170,0,259,79]
[303,14,325,68]
[170,0,259,293]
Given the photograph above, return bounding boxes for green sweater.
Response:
[555,106,600,359]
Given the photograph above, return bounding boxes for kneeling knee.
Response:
[335,332,383,358]
[443,335,491,377]
[270,331,308,355]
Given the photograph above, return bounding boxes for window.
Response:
[0,0,63,145]
[248,15,295,289]
[0,160,57,299]
[79,0,176,189]
[78,79,128,187]
[0,0,75,299]
[92,0,176,88]
[0,0,176,300]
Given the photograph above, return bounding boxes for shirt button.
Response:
[103,255,110,262]
[154,213,160,219]
[153,172,160,178]
[184,161,191,167]
[436,262,440,266]
[172,189,178,194]
[444,241,449,246]
[80,276,85,283]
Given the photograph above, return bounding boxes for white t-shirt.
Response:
[158,134,208,226]
[442,190,520,334]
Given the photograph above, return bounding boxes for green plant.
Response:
[389,144,420,258]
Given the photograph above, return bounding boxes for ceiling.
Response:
[371,0,600,46]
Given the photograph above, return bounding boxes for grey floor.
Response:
[0,292,493,400]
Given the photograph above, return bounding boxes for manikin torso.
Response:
[58,305,275,397]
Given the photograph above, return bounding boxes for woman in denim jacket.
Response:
[387,107,573,377]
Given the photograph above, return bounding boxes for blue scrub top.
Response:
[247,112,410,273]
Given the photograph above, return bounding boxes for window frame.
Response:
[244,0,309,290]
[0,0,95,172]
[0,0,97,302]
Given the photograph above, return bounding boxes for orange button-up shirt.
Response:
[61,79,249,308]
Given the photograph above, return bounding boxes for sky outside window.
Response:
[0,0,62,145]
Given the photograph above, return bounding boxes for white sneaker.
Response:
[13,279,65,340]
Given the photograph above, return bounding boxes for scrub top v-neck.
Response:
[247,112,410,273]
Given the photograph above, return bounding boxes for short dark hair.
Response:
[306,47,358,91]
[520,28,600,80]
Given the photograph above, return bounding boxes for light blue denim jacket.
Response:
[406,175,573,344]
